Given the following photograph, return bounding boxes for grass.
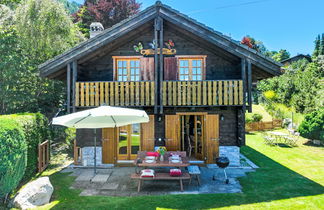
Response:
[32,132,324,210]
[246,104,273,121]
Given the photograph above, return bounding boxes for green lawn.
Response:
[36,132,324,210]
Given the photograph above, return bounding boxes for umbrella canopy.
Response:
[52,106,149,175]
[52,106,149,128]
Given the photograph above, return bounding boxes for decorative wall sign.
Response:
[140,48,176,56]
[164,39,175,49]
[133,42,143,53]
[134,39,176,55]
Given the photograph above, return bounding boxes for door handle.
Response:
[211,138,219,141]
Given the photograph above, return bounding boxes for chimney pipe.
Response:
[90,22,104,38]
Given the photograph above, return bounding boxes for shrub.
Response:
[245,116,253,123]
[0,113,49,180]
[298,108,324,142]
[0,118,27,199]
[263,90,276,100]
[252,113,263,122]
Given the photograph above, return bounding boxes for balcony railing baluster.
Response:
[74,80,243,107]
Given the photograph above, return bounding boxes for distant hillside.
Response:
[57,0,80,14]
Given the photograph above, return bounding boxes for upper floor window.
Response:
[114,57,141,81]
[178,56,206,81]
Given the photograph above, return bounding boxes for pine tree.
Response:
[320,33,324,56]
[313,34,320,57]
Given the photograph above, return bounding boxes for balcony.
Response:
[75,80,243,107]
[162,80,243,106]
[75,81,155,107]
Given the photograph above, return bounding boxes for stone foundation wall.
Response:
[219,146,240,166]
[81,147,102,166]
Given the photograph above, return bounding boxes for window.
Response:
[114,57,141,81]
[178,57,205,81]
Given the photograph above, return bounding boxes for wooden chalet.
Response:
[39,1,282,166]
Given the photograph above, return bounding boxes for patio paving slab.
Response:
[91,174,110,183]
[101,183,119,190]
[65,160,256,196]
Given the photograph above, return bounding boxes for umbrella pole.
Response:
[94,129,97,175]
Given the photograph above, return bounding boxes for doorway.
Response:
[179,115,204,159]
[117,124,140,160]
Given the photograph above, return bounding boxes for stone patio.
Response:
[60,164,255,196]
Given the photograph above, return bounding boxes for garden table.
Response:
[268,131,289,144]
[137,158,190,168]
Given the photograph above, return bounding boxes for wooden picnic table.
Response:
[131,172,191,192]
[137,158,190,168]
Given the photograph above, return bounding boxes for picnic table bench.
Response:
[131,172,190,192]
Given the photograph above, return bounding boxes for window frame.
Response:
[176,55,207,81]
[113,56,142,81]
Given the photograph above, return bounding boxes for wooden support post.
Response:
[240,58,247,146]
[72,61,77,113]
[66,64,71,113]
[247,59,252,113]
[154,18,160,114]
[159,17,164,114]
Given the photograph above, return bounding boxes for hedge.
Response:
[0,118,27,198]
[0,113,49,180]
[298,108,324,142]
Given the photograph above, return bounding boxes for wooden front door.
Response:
[141,115,155,151]
[165,115,180,151]
[205,114,220,163]
[102,128,117,164]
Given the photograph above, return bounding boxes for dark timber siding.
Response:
[75,23,242,148]
[78,28,240,82]
[76,107,239,147]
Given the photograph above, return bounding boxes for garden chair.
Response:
[263,134,276,146]
[284,132,299,147]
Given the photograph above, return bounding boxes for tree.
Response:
[257,56,323,114]
[15,0,84,62]
[0,0,84,116]
[241,35,276,57]
[0,0,21,8]
[57,0,81,14]
[74,0,141,37]
[313,34,321,57]
[272,49,290,62]
[320,33,324,56]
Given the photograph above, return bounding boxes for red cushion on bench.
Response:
[146,152,159,157]
[141,169,155,178]
[170,169,182,176]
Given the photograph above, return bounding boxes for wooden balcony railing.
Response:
[75,80,243,107]
[162,80,243,106]
[75,81,155,107]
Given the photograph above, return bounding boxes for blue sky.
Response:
[73,0,324,56]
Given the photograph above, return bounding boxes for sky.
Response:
[73,0,324,56]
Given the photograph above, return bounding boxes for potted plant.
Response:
[157,146,167,161]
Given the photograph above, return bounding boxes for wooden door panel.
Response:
[141,115,155,151]
[102,128,116,164]
[165,115,180,151]
[205,115,219,164]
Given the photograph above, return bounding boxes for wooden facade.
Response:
[39,2,281,164]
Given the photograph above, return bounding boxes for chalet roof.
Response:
[281,54,312,64]
[39,1,282,78]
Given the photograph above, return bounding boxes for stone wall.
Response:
[81,147,102,166]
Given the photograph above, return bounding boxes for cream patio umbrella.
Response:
[52,106,149,174]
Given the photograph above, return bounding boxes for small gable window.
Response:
[114,57,141,81]
[177,56,206,81]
